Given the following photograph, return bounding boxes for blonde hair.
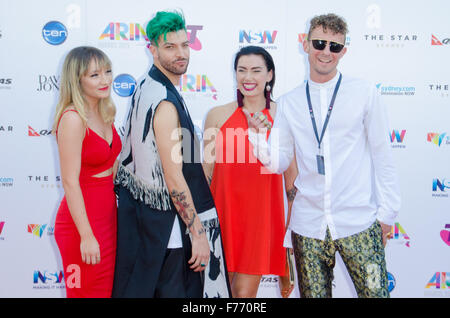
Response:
[52,46,116,134]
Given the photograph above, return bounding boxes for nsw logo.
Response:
[42,21,68,45]
[432,178,449,198]
[113,74,136,97]
[33,270,65,290]
[239,30,278,44]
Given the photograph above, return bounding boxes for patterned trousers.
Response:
[291,221,390,298]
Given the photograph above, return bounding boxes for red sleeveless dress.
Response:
[210,107,286,276]
[54,110,122,298]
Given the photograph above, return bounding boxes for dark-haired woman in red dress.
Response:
[52,46,122,298]
[203,46,297,298]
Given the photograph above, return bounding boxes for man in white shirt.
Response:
[244,13,401,297]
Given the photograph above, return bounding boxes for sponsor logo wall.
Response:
[0,0,449,298]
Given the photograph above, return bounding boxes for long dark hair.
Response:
[234,46,276,109]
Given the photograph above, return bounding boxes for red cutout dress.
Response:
[54,110,122,298]
[210,107,286,276]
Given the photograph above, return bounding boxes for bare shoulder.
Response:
[205,101,238,129]
[154,100,179,129]
[58,106,83,130]
[57,107,85,142]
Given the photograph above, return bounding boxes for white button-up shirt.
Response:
[249,72,401,241]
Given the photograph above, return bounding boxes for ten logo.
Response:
[113,74,136,97]
[387,272,396,293]
[42,21,68,45]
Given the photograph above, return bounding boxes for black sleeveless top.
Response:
[149,66,215,214]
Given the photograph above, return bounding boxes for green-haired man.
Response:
[113,11,230,298]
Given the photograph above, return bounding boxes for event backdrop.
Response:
[0,0,449,298]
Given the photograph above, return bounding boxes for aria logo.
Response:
[431,34,450,45]
[42,21,68,45]
[178,74,218,100]
[388,223,410,247]
[99,23,203,51]
[425,272,450,290]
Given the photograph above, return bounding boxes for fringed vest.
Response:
[116,65,215,216]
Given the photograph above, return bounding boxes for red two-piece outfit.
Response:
[54,110,122,298]
[210,107,286,276]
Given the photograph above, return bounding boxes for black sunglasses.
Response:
[311,39,345,53]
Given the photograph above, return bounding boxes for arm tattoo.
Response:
[170,190,205,235]
[286,187,298,202]
[170,190,196,229]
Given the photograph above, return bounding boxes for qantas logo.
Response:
[28,125,52,136]
[432,34,449,45]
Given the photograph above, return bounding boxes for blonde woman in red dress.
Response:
[52,47,122,297]
[203,46,297,298]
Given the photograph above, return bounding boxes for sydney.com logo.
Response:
[376,83,415,96]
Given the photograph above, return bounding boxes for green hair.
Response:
[146,10,186,46]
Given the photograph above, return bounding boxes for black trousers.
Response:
[112,185,202,298]
[155,248,203,298]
